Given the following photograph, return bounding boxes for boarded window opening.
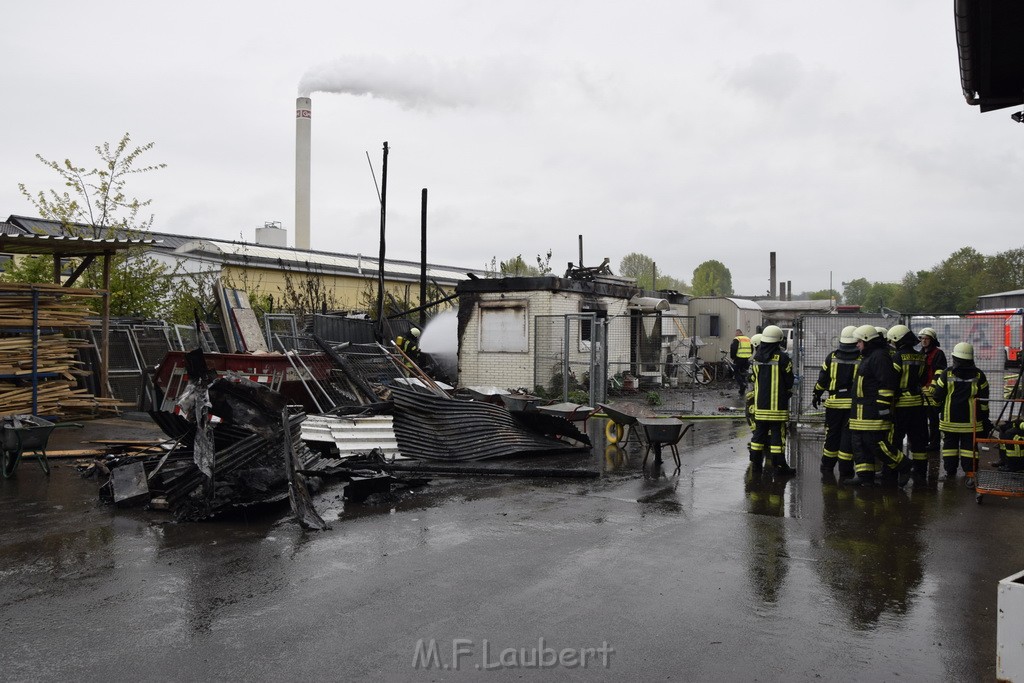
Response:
[480,302,528,352]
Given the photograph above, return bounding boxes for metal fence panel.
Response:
[605,313,698,389]
[794,313,1020,423]
[908,314,1019,415]
[793,315,889,421]
[312,314,377,344]
[132,325,172,368]
[264,314,298,350]
[534,313,698,403]
[533,314,598,403]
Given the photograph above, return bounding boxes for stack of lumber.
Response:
[0,283,98,328]
[0,334,89,378]
[0,284,124,417]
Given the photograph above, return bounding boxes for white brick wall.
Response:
[457,288,634,390]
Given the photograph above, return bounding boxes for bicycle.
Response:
[718,351,736,382]
[679,355,713,385]
[720,350,750,395]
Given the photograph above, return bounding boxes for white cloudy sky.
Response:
[2,1,1021,296]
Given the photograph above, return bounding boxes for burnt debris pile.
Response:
[102,349,331,528]
[99,337,598,528]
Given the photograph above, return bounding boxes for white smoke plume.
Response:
[298,54,536,109]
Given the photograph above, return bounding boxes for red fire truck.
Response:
[966,309,1023,368]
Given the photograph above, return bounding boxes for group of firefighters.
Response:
[732,323,1024,486]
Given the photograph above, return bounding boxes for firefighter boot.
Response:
[773,454,796,477]
[837,458,855,480]
[820,455,837,474]
[842,472,875,487]
[749,451,764,475]
[897,460,912,488]
[938,456,959,482]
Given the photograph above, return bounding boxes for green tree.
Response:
[485,250,553,277]
[19,133,165,238]
[17,133,171,317]
[0,255,58,285]
[916,247,988,312]
[165,270,222,325]
[619,252,657,289]
[617,252,689,291]
[987,247,1024,293]
[656,275,690,293]
[842,278,871,306]
[806,289,840,301]
[889,271,924,313]
[861,282,901,314]
[691,260,733,296]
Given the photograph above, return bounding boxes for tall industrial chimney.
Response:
[295,97,312,251]
[769,252,777,299]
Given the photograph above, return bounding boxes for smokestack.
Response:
[769,252,777,298]
[295,97,312,251]
[779,282,786,300]
[787,280,792,302]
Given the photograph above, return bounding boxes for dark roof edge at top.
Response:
[955,0,977,105]
[954,0,1024,112]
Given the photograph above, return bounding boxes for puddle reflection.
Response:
[744,467,791,604]
[813,483,927,630]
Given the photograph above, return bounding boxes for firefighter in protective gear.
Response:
[886,324,930,480]
[730,329,753,397]
[918,327,947,452]
[748,325,796,475]
[395,327,421,367]
[994,419,1024,472]
[813,325,859,478]
[846,324,910,487]
[744,334,762,433]
[931,342,991,483]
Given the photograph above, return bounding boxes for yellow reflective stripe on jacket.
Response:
[754,408,788,421]
[895,394,924,408]
[823,397,852,409]
[938,421,981,434]
[849,417,892,430]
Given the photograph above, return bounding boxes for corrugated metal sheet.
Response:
[301,414,404,459]
[391,385,587,461]
[0,233,157,255]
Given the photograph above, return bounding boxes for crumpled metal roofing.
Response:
[390,385,588,461]
[301,414,405,460]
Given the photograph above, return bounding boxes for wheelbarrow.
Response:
[637,417,694,469]
[598,402,656,446]
[1,415,82,478]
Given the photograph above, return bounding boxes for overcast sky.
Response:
[3,1,1021,296]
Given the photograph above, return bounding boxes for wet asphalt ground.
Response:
[1,388,1023,682]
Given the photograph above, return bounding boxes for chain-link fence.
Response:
[793,315,889,422]
[533,312,698,404]
[793,313,1023,423]
[533,314,600,404]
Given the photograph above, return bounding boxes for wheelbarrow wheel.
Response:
[605,420,625,444]
[1,448,18,478]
